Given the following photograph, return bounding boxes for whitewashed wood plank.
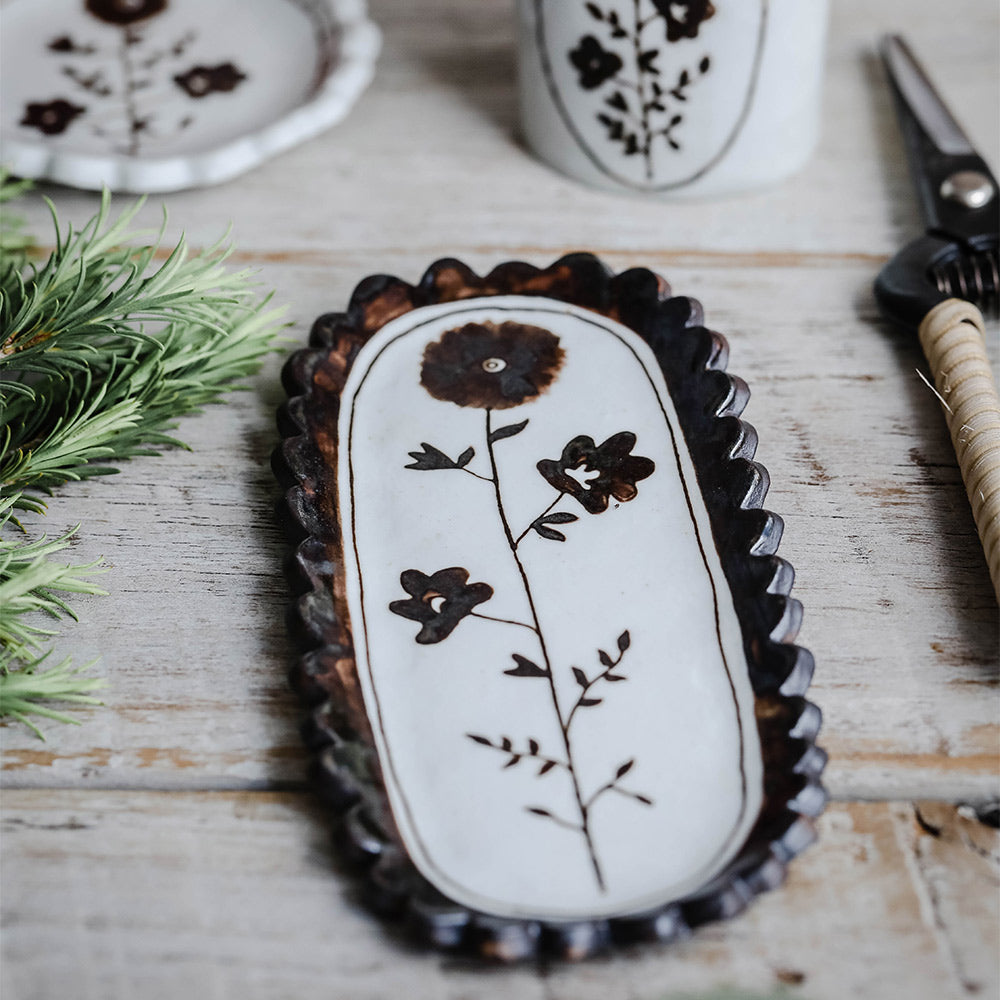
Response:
[900,801,1000,994]
[2,794,996,1000]
[2,1,998,996]
[8,0,997,263]
[1,259,995,801]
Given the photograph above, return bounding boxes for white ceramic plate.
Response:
[0,0,380,191]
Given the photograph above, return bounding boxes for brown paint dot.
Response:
[775,968,807,985]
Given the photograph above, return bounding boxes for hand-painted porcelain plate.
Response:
[273,255,826,960]
[0,0,380,192]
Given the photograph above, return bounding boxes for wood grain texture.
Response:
[7,1,998,261]
[1,264,993,799]
[1,0,998,992]
[1,796,996,1000]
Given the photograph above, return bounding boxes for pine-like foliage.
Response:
[0,176,285,736]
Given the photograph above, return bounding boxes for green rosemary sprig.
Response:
[0,498,108,657]
[0,177,285,736]
[0,168,34,266]
[0,653,107,740]
[1,189,285,510]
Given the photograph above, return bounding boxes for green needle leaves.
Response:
[0,175,285,736]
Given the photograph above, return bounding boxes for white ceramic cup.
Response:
[516,0,829,198]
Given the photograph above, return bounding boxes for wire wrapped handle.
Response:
[918,298,1000,598]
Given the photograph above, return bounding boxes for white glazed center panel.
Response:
[339,297,763,920]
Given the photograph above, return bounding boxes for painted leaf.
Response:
[504,654,549,678]
[489,418,529,443]
[406,442,457,470]
[616,760,634,779]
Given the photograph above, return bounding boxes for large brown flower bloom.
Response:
[420,320,564,410]
[537,432,655,514]
[85,0,166,26]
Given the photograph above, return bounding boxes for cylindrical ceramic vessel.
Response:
[516,0,829,198]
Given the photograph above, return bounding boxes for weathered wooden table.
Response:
[2,1,998,998]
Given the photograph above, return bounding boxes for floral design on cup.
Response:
[20,99,86,136]
[569,36,624,90]
[389,319,656,892]
[651,0,716,41]
[21,2,247,157]
[571,1,714,179]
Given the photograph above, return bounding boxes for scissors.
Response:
[874,34,1000,599]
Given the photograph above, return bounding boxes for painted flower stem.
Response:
[461,467,494,483]
[119,26,144,156]
[514,493,566,546]
[631,0,653,180]
[470,611,537,633]
[484,408,606,892]
[565,647,625,731]
[468,735,568,775]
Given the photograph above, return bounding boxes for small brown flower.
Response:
[85,0,166,26]
[651,0,716,41]
[389,567,494,644]
[537,432,655,514]
[20,99,85,136]
[420,320,564,410]
[174,63,247,99]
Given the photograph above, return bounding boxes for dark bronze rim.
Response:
[271,253,826,961]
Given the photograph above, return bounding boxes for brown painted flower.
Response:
[389,567,494,644]
[537,432,655,514]
[651,0,716,41]
[174,63,247,98]
[20,99,85,136]
[85,0,166,26]
[420,321,564,410]
[569,35,624,90]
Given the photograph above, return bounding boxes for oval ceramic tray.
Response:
[273,254,826,961]
[0,0,380,192]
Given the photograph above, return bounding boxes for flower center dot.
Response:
[481,357,506,373]
[424,593,446,613]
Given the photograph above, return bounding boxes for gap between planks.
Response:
[0,771,995,806]
[20,244,890,269]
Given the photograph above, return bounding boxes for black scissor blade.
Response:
[882,35,975,155]
[880,34,998,241]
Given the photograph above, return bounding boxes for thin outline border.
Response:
[532,0,768,192]
[341,299,758,921]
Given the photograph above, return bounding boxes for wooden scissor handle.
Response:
[919,298,1000,599]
